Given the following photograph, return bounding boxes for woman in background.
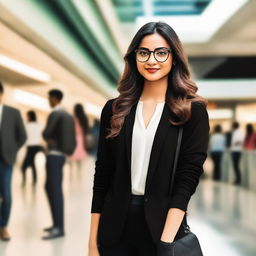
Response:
[242,123,256,187]
[21,110,44,186]
[243,124,256,150]
[209,124,226,181]
[69,103,89,171]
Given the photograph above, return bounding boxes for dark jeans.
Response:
[231,151,241,184]
[45,154,65,231]
[0,159,13,227]
[98,195,157,256]
[22,145,44,184]
[210,151,223,181]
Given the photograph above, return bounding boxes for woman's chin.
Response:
[144,75,165,82]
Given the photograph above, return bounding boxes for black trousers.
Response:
[21,145,44,184]
[231,151,241,185]
[45,154,65,231]
[0,159,12,227]
[98,195,157,256]
[210,151,223,181]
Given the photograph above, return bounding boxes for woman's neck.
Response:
[140,78,168,103]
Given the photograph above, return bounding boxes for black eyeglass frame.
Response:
[134,47,172,63]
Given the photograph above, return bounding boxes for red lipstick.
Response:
[146,68,159,73]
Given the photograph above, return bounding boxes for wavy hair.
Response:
[74,104,89,135]
[106,21,207,139]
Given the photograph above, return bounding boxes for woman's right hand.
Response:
[88,245,100,256]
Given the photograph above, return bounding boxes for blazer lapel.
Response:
[124,101,173,194]
[124,101,138,178]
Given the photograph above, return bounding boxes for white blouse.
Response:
[26,122,43,146]
[131,100,165,195]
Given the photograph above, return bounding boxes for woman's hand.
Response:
[157,240,175,256]
[88,214,101,256]
[88,245,100,256]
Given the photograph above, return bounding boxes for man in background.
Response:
[0,82,27,241]
[42,89,76,240]
[230,121,244,185]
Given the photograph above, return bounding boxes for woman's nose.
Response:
[147,52,157,64]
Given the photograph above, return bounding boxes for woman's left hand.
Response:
[157,240,175,256]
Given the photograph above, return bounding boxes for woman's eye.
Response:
[156,51,167,56]
[139,51,149,56]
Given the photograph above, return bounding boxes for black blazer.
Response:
[43,109,76,155]
[91,99,209,247]
[0,105,27,165]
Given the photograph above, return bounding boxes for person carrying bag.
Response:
[157,127,204,256]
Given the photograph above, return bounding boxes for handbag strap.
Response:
[169,127,183,196]
[169,127,191,231]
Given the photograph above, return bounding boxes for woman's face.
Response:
[135,33,173,82]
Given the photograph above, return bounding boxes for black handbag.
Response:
[157,127,203,256]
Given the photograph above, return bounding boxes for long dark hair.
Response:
[244,123,254,143]
[74,104,89,135]
[107,21,207,139]
[213,124,222,133]
[27,110,37,122]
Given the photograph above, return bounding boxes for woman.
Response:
[230,121,244,185]
[209,124,226,181]
[21,110,44,186]
[242,123,256,187]
[69,104,89,170]
[88,22,209,256]
[243,124,256,150]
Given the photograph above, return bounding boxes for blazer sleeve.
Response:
[168,102,210,211]
[91,99,114,213]
[15,109,27,149]
[43,112,59,140]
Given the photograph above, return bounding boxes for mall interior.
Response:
[0,0,256,255]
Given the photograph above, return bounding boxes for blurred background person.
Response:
[209,124,226,181]
[243,123,256,150]
[88,118,100,157]
[230,121,244,185]
[225,129,232,150]
[69,103,89,171]
[0,82,27,241]
[242,123,256,188]
[42,89,76,240]
[21,110,44,186]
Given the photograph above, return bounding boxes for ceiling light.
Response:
[0,54,51,83]
[136,0,248,43]
[13,89,50,111]
[208,109,233,119]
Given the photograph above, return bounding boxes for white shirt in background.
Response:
[230,128,245,151]
[26,122,43,146]
[209,133,226,151]
[131,101,165,195]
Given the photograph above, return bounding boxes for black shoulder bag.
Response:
[157,127,204,256]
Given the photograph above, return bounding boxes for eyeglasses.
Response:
[134,47,172,63]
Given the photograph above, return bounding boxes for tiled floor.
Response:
[0,153,255,255]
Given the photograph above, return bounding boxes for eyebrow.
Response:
[137,47,168,51]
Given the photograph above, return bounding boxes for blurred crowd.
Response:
[0,81,99,241]
[209,121,256,187]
